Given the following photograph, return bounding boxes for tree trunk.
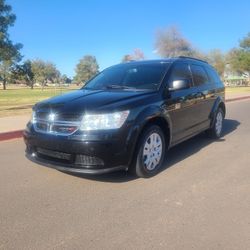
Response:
[3,78,6,90]
[30,81,34,89]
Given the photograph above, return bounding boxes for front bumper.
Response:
[25,152,126,174]
[23,124,137,174]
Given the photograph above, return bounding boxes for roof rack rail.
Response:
[177,56,208,64]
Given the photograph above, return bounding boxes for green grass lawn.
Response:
[0,88,73,107]
[225,86,250,93]
[0,85,250,117]
[0,86,79,117]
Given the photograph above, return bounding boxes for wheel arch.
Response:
[127,106,172,169]
[139,117,171,149]
[209,97,226,127]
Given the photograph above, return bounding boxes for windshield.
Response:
[83,62,170,90]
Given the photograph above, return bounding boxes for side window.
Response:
[168,63,192,83]
[205,66,221,83]
[190,64,209,86]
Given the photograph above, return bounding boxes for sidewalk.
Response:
[0,115,30,133]
[226,92,250,100]
[0,93,250,141]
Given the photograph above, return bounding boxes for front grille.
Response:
[37,147,72,161]
[35,147,104,168]
[36,112,82,122]
[75,154,104,166]
[36,147,74,165]
[34,111,82,135]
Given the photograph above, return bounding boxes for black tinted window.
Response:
[169,63,192,82]
[205,66,221,83]
[190,64,209,86]
[122,65,168,88]
[84,63,170,90]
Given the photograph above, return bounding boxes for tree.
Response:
[121,54,133,63]
[227,32,250,76]
[0,0,22,89]
[10,60,34,87]
[207,49,226,76]
[22,60,34,88]
[133,48,145,60]
[31,59,60,88]
[61,74,71,85]
[74,55,99,84]
[155,26,200,58]
[121,48,145,62]
[239,32,250,51]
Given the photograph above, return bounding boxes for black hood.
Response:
[34,89,157,114]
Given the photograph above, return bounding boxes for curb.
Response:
[0,95,250,142]
[225,95,250,103]
[0,130,23,142]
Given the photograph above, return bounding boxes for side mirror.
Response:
[168,79,190,91]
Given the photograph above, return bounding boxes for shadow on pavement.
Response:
[65,119,240,183]
[161,119,240,173]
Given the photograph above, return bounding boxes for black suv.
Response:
[24,57,225,178]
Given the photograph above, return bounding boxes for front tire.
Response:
[131,125,166,178]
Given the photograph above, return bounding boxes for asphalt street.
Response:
[0,100,249,250]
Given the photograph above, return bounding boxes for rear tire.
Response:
[130,125,166,178]
[206,107,224,139]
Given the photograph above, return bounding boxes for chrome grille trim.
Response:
[33,112,81,136]
[35,119,80,126]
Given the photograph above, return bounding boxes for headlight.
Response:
[31,111,36,124]
[80,110,130,130]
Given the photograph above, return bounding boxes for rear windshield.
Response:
[84,63,170,90]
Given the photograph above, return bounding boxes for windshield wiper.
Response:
[104,84,136,90]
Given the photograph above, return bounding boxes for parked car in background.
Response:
[24,57,225,178]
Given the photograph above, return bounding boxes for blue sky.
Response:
[8,0,250,77]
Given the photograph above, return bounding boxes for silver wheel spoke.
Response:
[144,157,151,166]
[215,111,223,136]
[142,132,163,171]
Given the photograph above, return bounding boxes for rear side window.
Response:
[205,66,221,83]
[190,64,209,86]
[169,63,192,83]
